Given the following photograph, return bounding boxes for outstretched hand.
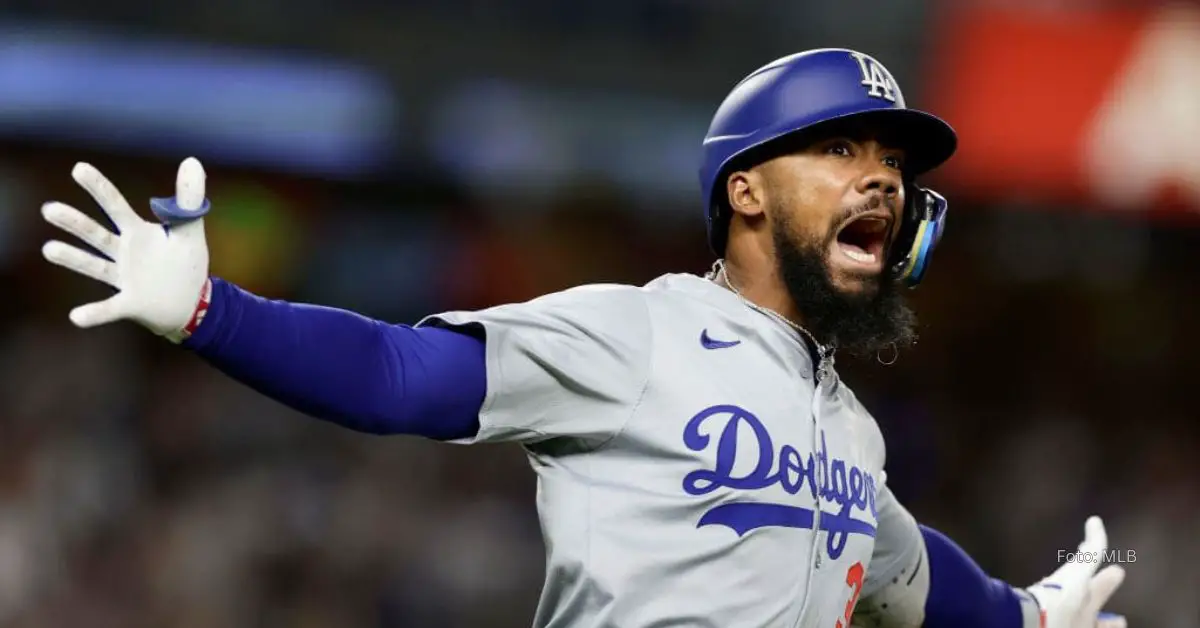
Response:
[42,158,212,340]
[1027,516,1127,628]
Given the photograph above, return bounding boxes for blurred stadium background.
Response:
[1,0,1198,626]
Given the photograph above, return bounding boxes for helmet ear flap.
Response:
[889,186,947,287]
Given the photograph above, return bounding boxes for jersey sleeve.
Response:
[853,479,930,627]
[850,399,930,626]
[416,284,653,447]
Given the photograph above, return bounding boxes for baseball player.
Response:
[40,49,1126,627]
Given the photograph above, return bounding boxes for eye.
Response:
[825,141,853,157]
[883,154,904,170]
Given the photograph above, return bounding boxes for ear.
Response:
[725,169,767,219]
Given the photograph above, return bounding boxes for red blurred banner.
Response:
[926,4,1200,216]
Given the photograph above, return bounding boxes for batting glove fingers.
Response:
[41,158,212,340]
[1027,516,1128,628]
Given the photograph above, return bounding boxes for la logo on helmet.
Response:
[848,51,901,104]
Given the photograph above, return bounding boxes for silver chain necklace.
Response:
[708,259,835,366]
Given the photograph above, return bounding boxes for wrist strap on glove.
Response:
[1016,588,1045,628]
[164,277,212,344]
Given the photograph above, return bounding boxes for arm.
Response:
[183,277,485,440]
[919,524,1040,628]
[41,158,651,448]
[853,488,1126,628]
[37,158,486,441]
[920,521,1126,628]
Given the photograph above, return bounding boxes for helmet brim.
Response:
[802,107,958,177]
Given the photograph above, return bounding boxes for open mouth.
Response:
[834,213,890,269]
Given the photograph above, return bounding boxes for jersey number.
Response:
[834,561,865,628]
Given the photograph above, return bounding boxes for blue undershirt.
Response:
[183,277,483,440]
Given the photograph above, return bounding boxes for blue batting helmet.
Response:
[699,48,957,287]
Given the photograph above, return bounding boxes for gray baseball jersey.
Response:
[419,272,927,628]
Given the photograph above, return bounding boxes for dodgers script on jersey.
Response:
[418,272,927,628]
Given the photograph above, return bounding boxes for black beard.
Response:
[773,215,917,358]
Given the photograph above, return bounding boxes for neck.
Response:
[714,258,805,329]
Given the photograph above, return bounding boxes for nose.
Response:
[857,168,901,200]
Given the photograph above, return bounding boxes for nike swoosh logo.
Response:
[700,329,741,350]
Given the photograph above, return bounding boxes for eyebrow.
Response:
[812,134,907,156]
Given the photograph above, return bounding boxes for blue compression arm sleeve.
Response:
[921,525,1030,628]
[182,278,485,441]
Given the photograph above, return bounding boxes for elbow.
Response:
[359,323,486,440]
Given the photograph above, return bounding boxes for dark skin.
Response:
[714,122,917,354]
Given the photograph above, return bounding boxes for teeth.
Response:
[841,246,877,264]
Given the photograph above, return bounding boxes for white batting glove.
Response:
[1026,516,1127,628]
[41,158,212,342]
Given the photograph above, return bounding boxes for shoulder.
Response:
[535,281,651,309]
[448,272,725,333]
[417,282,662,362]
[508,282,654,334]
